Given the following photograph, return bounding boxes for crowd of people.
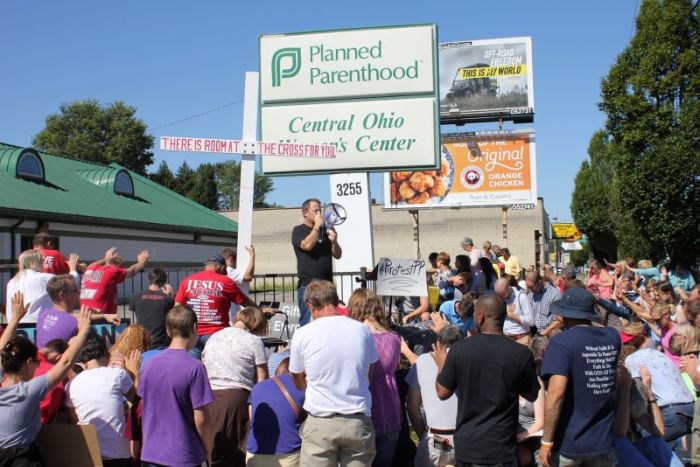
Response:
[1,217,699,467]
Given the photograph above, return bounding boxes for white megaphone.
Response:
[318,203,347,244]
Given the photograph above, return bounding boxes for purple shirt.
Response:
[247,374,305,455]
[138,349,215,467]
[36,307,78,348]
[369,331,402,434]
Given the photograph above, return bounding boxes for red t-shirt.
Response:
[80,264,127,314]
[34,353,66,424]
[40,249,69,275]
[175,270,247,336]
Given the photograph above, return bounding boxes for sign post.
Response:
[236,72,259,293]
[330,172,374,303]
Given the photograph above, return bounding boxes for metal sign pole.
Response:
[235,71,259,295]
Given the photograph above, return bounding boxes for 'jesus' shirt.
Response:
[175,270,247,336]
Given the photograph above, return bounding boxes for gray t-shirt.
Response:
[0,374,49,448]
[406,352,458,430]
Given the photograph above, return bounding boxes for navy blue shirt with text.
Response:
[541,326,621,458]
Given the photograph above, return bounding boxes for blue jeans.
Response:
[188,333,213,360]
[615,435,683,467]
[373,430,399,467]
[298,285,311,327]
[661,402,694,456]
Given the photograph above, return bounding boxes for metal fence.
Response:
[0,265,374,324]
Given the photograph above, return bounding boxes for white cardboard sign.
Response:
[376,257,427,297]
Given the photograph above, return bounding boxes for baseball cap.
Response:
[205,255,226,266]
[550,287,601,322]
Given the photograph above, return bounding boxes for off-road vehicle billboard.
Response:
[439,37,534,124]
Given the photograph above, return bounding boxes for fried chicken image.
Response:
[429,177,447,198]
[398,180,416,200]
[408,172,435,192]
[408,192,430,204]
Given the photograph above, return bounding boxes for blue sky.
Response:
[1,1,638,221]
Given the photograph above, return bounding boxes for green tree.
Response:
[190,163,219,210]
[215,161,275,209]
[33,100,154,175]
[174,161,196,198]
[571,130,619,262]
[574,0,700,265]
[149,161,176,190]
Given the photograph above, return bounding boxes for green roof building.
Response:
[0,142,237,268]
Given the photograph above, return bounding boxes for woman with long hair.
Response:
[109,324,151,381]
[348,289,401,467]
[5,249,79,322]
[471,257,497,297]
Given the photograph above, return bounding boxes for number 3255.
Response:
[336,182,362,196]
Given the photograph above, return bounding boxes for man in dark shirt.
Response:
[436,294,539,466]
[129,268,174,349]
[291,198,342,326]
[539,287,620,467]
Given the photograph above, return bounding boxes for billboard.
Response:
[439,37,534,124]
[259,24,440,175]
[384,130,537,209]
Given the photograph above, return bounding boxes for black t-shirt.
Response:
[291,223,333,287]
[129,290,174,349]
[437,333,539,464]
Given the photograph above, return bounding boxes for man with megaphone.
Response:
[292,198,342,326]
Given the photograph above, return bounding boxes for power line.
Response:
[150,99,243,131]
[630,0,639,39]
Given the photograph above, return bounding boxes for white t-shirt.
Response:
[406,352,458,430]
[468,248,482,270]
[503,287,534,336]
[5,270,79,323]
[202,327,267,391]
[226,266,245,285]
[289,315,378,417]
[65,367,133,459]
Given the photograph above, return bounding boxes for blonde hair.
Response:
[675,323,700,355]
[483,240,492,250]
[15,249,43,278]
[651,302,674,321]
[638,259,653,269]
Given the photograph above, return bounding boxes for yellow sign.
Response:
[552,223,581,240]
[458,64,528,79]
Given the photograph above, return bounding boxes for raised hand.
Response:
[10,291,30,323]
[68,253,80,272]
[429,311,449,334]
[125,349,142,377]
[137,250,150,264]
[76,306,93,334]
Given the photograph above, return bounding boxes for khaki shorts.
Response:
[246,450,300,467]
[300,413,376,467]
